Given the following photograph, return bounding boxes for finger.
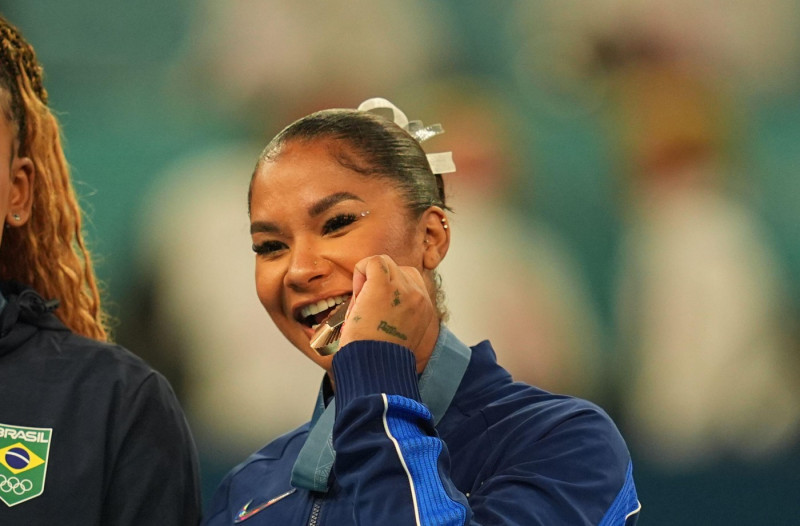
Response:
[352,261,367,299]
[351,255,392,318]
[395,265,426,289]
[352,255,394,293]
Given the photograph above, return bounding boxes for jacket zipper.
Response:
[307,497,322,526]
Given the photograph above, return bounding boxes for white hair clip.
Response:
[357,97,456,175]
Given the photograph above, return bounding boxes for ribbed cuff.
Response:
[332,341,421,410]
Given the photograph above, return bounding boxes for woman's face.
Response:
[249,138,427,371]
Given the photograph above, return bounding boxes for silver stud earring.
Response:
[441,218,448,230]
[12,213,21,222]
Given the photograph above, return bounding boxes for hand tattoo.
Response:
[377,321,407,340]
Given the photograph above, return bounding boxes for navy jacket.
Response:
[205,328,640,525]
[0,282,202,524]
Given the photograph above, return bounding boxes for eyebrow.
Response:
[250,191,365,235]
[308,191,364,217]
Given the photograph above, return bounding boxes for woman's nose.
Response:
[285,247,327,290]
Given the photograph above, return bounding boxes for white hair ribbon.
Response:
[357,97,457,174]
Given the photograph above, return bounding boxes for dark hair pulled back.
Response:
[250,108,449,216]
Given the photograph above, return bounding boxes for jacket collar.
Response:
[0,281,64,357]
[291,325,472,493]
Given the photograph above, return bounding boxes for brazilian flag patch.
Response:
[0,423,52,507]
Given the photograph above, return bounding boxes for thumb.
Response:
[352,260,368,300]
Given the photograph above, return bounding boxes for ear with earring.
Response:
[4,214,20,229]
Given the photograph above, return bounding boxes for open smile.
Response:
[295,294,351,330]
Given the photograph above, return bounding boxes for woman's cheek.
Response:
[255,266,279,313]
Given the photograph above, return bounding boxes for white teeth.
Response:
[300,295,349,319]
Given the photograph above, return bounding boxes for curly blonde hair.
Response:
[0,15,108,341]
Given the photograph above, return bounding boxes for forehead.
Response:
[250,138,401,213]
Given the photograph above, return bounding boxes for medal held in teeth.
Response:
[310,297,351,355]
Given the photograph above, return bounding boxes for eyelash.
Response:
[251,213,362,256]
[322,213,358,235]
[252,240,287,257]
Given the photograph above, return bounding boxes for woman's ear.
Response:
[420,206,450,270]
[6,156,34,225]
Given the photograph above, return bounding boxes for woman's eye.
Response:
[252,240,287,257]
[322,213,358,235]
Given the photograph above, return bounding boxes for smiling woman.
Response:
[248,134,445,372]
[202,98,641,526]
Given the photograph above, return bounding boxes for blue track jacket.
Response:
[204,328,640,525]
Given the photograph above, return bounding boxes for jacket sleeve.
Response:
[332,342,471,525]
[103,371,202,526]
[331,341,640,526]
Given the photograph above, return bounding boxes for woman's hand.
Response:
[339,254,440,371]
